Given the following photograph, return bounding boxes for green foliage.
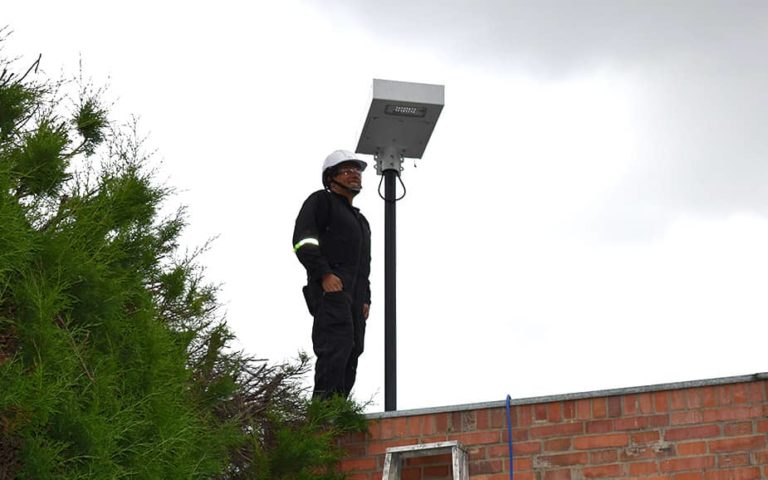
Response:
[73,98,108,156]
[0,31,366,479]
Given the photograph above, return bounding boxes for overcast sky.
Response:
[6,0,768,411]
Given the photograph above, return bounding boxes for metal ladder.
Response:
[381,440,468,480]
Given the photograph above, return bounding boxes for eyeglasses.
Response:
[336,166,362,176]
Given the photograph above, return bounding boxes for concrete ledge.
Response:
[365,371,768,420]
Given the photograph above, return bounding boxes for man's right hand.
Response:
[321,273,343,293]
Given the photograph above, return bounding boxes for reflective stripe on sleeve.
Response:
[293,237,319,252]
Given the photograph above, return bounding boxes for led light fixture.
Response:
[356,79,444,166]
[384,104,427,117]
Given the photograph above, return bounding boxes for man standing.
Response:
[293,150,371,399]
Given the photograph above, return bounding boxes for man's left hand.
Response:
[362,304,369,320]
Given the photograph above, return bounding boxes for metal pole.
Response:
[384,168,397,411]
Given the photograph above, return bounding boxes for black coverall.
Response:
[293,190,371,399]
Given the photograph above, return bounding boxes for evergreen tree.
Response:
[0,29,365,480]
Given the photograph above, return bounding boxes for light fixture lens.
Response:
[385,104,427,118]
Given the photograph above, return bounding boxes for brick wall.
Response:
[339,374,768,479]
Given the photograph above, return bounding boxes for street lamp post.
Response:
[356,79,444,411]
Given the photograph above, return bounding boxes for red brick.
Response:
[418,416,435,436]
[624,395,638,415]
[535,404,548,422]
[614,416,649,431]
[368,420,382,439]
[709,436,766,453]
[562,401,575,420]
[476,410,491,430]
[724,422,753,436]
[472,475,508,480]
[702,387,718,407]
[538,452,588,466]
[593,398,607,418]
[731,384,749,403]
[406,416,422,437]
[547,403,562,423]
[544,438,571,451]
[485,445,508,458]
[343,443,367,457]
[718,385,735,404]
[586,419,613,434]
[649,414,670,427]
[422,465,450,477]
[576,399,591,419]
[512,456,533,471]
[590,449,618,464]
[543,469,571,480]
[401,466,420,480]
[607,397,622,417]
[677,441,707,456]
[654,391,670,412]
[703,406,763,423]
[449,430,501,445]
[687,389,703,408]
[715,385,733,405]
[661,456,716,472]
[745,382,764,402]
[674,474,704,480]
[529,422,583,439]
[671,390,688,410]
[754,449,768,464]
[629,461,658,475]
[757,420,768,433]
[467,446,485,461]
[381,417,409,438]
[632,431,660,443]
[369,438,416,455]
[450,412,461,432]
[340,457,378,472]
[583,463,622,478]
[514,441,542,455]
[517,405,533,427]
[638,393,653,413]
[421,434,450,445]
[489,408,506,429]
[671,411,704,425]
[472,473,509,480]
[573,433,629,449]
[469,460,503,475]
[513,473,536,480]
[405,453,451,466]
[341,431,368,444]
[704,467,762,480]
[434,413,450,433]
[502,427,528,442]
[718,453,750,467]
[665,424,721,441]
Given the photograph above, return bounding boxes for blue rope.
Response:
[505,395,514,480]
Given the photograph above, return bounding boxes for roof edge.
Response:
[364,372,768,420]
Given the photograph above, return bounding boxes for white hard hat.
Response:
[322,150,368,175]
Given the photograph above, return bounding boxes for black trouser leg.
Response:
[343,312,366,397]
[312,292,354,399]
